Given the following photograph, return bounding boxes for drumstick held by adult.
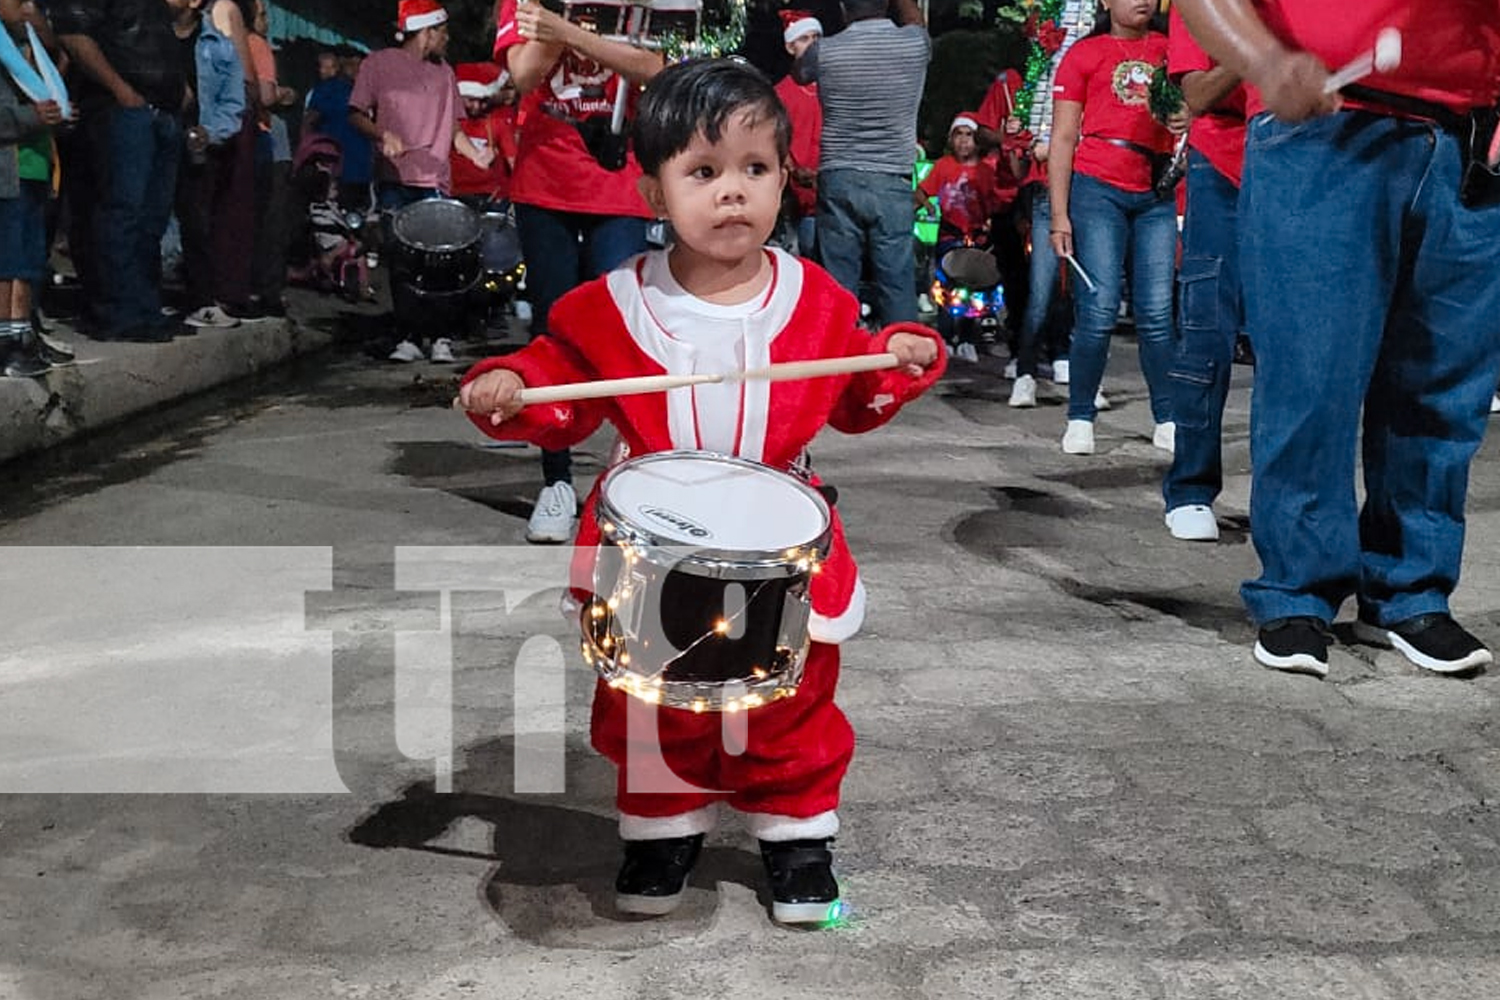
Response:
[1323,28,1402,94]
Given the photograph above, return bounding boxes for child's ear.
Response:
[637,175,667,217]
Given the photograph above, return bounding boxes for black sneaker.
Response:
[1253,616,1332,677]
[760,838,840,925]
[1354,613,1493,674]
[2,338,50,378]
[615,834,704,916]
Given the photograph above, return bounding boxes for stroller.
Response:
[287,132,373,303]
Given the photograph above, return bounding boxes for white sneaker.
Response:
[1491,393,1500,414]
[955,342,979,363]
[184,305,239,329]
[1165,504,1220,541]
[1008,374,1037,408]
[1003,358,1019,380]
[1061,419,1095,455]
[429,338,456,363]
[917,293,935,314]
[514,300,533,322]
[527,482,578,543]
[389,339,424,362]
[1051,359,1070,385]
[1153,421,1176,454]
[1094,389,1111,411]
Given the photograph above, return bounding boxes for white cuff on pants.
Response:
[741,809,839,842]
[618,804,719,841]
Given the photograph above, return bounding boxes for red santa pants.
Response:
[589,642,853,833]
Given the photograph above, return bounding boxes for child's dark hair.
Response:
[632,58,791,176]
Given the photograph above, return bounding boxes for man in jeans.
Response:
[795,0,929,327]
[1178,0,1500,678]
[54,0,188,343]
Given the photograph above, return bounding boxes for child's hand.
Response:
[457,369,526,425]
[887,333,939,377]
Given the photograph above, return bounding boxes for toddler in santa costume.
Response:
[459,58,945,924]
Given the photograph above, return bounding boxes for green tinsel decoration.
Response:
[998,0,1068,126]
[1148,63,1185,122]
[657,0,747,61]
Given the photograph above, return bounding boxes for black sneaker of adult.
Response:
[760,838,840,925]
[1253,616,1332,677]
[2,339,51,378]
[614,834,704,916]
[1355,613,1493,674]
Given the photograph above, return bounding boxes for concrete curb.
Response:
[0,317,333,465]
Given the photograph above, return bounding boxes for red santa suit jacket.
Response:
[461,247,946,642]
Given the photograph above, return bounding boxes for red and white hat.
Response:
[456,61,508,99]
[779,9,823,44]
[949,112,980,134]
[396,0,448,40]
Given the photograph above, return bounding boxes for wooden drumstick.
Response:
[1323,28,1402,94]
[455,353,902,411]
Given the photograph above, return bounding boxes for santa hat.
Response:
[779,9,823,44]
[949,112,979,134]
[395,0,447,40]
[456,61,508,99]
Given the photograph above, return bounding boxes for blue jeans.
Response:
[514,204,648,485]
[90,106,181,336]
[796,215,817,260]
[1163,151,1243,511]
[816,168,917,327]
[1064,172,1177,422]
[1238,111,1500,626]
[1015,185,1065,377]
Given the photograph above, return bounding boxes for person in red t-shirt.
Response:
[915,113,998,244]
[494,0,663,544]
[972,67,1031,356]
[450,62,517,202]
[1160,7,1248,544]
[915,112,1000,356]
[1048,0,1183,458]
[1177,0,1500,678]
[773,10,822,258]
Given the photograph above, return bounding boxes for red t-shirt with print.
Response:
[492,0,651,217]
[918,156,998,239]
[775,75,821,219]
[1168,8,1246,187]
[1054,32,1173,194]
[1250,0,1500,117]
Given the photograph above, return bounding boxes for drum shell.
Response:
[582,451,832,711]
[479,211,523,276]
[390,198,484,296]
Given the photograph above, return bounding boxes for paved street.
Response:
[2,315,1499,999]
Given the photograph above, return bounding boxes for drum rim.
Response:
[392,197,483,252]
[595,450,832,571]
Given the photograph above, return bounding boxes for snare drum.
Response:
[479,210,523,277]
[390,198,483,296]
[581,452,831,712]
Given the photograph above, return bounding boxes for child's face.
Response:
[949,126,976,159]
[639,110,786,267]
[0,0,26,28]
[785,33,818,60]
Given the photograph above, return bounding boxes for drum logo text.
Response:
[640,506,712,539]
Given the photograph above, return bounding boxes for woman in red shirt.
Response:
[1047,0,1181,457]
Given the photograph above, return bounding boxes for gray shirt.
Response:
[799,19,930,177]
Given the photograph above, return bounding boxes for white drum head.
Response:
[604,454,828,551]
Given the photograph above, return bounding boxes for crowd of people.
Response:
[4,0,1499,930]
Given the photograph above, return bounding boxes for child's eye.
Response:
[747,162,770,177]
[691,165,716,180]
